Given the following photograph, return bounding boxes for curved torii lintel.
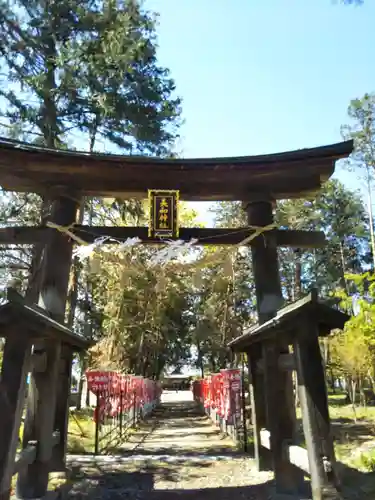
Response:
[0,137,353,201]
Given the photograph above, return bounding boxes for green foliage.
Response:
[342,94,375,176]
[0,191,42,295]
[190,248,255,374]
[335,272,375,349]
[342,93,375,270]
[330,327,373,381]
[359,451,375,473]
[86,204,201,377]
[330,273,375,409]
[0,0,182,362]
[212,180,369,303]
[0,0,181,152]
[312,181,370,290]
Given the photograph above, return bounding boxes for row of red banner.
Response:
[86,370,162,421]
[192,369,241,423]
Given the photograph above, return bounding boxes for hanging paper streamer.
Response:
[47,221,277,272]
[72,236,110,261]
[149,239,198,267]
[118,237,142,251]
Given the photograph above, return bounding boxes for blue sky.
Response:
[142,0,374,223]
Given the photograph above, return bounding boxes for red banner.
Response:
[192,369,242,423]
[221,369,241,423]
[86,370,161,422]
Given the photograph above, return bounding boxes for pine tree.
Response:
[342,93,375,270]
[212,181,369,303]
[0,0,181,152]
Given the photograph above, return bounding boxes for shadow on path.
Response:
[67,467,275,499]
[67,398,275,499]
[66,398,375,499]
[113,400,243,457]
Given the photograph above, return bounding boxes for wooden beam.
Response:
[259,433,311,477]
[262,340,304,494]
[12,432,59,478]
[51,347,73,472]
[30,352,47,372]
[17,341,62,499]
[51,431,60,448]
[288,445,310,476]
[0,225,326,248]
[13,444,37,476]
[294,323,340,499]
[0,138,354,200]
[13,432,59,478]
[0,332,32,500]
[247,345,269,471]
[256,353,296,372]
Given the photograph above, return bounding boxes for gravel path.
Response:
[66,393,277,499]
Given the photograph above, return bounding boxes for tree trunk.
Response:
[366,167,375,272]
[76,354,88,410]
[349,378,357,422]
[136,329,145,375]
[196,339,204,378]
[329,368,336,393]
[25,199,51,304]
[294,250,302,300]
[339,241,348,293]
[42,23,58,148]
[210,355,216,373]
[359,377,366,408]
[66,200,85,328]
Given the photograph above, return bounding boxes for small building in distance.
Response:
[161,373,193,390]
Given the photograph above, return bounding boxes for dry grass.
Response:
[11,409,96,496]
[327,393,375,471]
[67,408,96,454]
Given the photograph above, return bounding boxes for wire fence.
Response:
[193,369,245,446]
[86,371,161,455]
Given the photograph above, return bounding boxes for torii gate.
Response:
[0,137,353,499]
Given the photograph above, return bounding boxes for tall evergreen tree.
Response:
[212,180,369,302]
[313,180,370,289]
[0,0,181,152]
[342,94,375,270]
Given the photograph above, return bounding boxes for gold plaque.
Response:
[148,190,179,239]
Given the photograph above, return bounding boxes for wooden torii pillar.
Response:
[243,195,304,495]
[0,292,90,500]
[17,194,80,499]
[229,291,348,500]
